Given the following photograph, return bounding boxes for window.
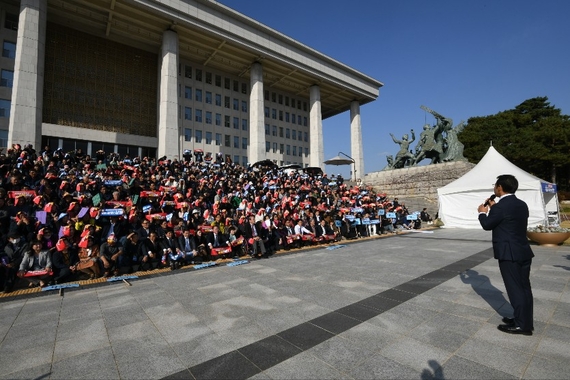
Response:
[285,96,289,107]
[224,96,230,108]
[195,69,202,82]
[286,128,290,139]
[233,80,239,92]
[278,94,283,104]
[215,75,221,87]
[264,107,270,118]
[285,112,290,123]
[224,135,230,147]
[271,92,276,102]
[279,127,284,138]
[195,130,202,143]
[292,113,296,124]
[304,132,308,142]
[266,142,270,152]
[286,145,290,155]
[215,113,221,126]
[242,157,248,167]
[293,146,297,156]
[4,13,18,31]
[303,117,308,126]
[303,102,308,112]
[184,128,192,141]
[205,132,212,144]
[233,117,239,129]
[224,77,230,89]
[272,126,277,136]
[242,137,248,150]
[241,83,247,94]
[241,101,248,113]
[205,91,212,104]
[205,111,212,124]
[1,70,13,88]
[205,72,212,84]
[224,115,230,127]
[215,94,221,106]
[195,89,202,102]
[298,115,302,125]
[184,107,192,120]
[184,86,192,99]
[215,133,221,146]
[242,119,248,131]
[299,146,304,157]
[265,124,270,135]
[233,98,239,111]
[279,144,284,154]
[0,130,7,147]
[264,91,269,101]
[195,109,202,123]
[271,109,277,119]
[279,110,283,121]
[272,142,277,153]
[2,41,16,59]
[305,147,309,156]
[297,100,302,110]
[292,130,297,140]
[184,65,192,79]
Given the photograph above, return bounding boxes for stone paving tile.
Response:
[50,346,119,379]
[344,351,421,380]
[437,355,517,380]
[261,353,352,380]
[0,362,52,380]
[523,355,570,379]
[379,336,453,373]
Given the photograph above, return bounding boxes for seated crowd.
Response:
[0,144,421,292]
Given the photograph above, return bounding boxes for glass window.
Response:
[299,146,303,157]
[233,80,239,92]
[278,94,283,104]
[184,107,192,120]
[224,115,230,127]
[215,113,221,126]
[205,131,212,144]
[292,113,296,124]
[233,117,239,129]
[242,156,248,167]
[285,96,289,107]
[184,128,192,141]
[1,70,13,88]
[292,130,296,140]
[215,75,221,87]
[224,96,230,108]
[264,91,269,101]
[286,128,290,139]
[215,133,221,146]
[265,142,270,152]
[265,124,270,135]
[205,72,212,84]
[271,92,276,102]
[286,145,290,155]
[4,13,18,31]
[224,77,230,89]
[184,65,192,79]
[195,69,202,82]
[241,101,247,113]
[303,117,308,126]
[195,89,202,102]
[195,130,202,143]
[279,110,283,121]
[215,94,221,106]
[242,137,248,150]
[205,91,212,104]
[279,127,283,137]
[303,102,308,112]
[272,142,277,153]
[184,86,192,99]
[233,136,239,148]
[293,146,297,156]
[233,98,239,111]
[271,109,277,119]
[224,135,230,147]
[205,111,212,124]
[242,119,248,131]
[297,100,302,110]
[195,109,202,122]
[304,132,308,142]
[2,41,16,59]
[305,147,309,156]
[264,107,270,118]
[285,112,290,122]
[241,83,247,94]
[272,126,277,136]
[0,129,7,147]
[298,115,302,125]
[279,144,284,154]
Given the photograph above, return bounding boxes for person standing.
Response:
[478,174,534,335]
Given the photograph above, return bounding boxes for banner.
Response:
[104,180,123,187]
[541,182,557,193]
[101,208,125,217]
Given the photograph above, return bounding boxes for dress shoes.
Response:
[497,324,532,336]
[502,317,515,325]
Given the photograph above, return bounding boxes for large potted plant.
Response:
[527,225,570,247]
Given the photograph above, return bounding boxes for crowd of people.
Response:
[0,144,424,293]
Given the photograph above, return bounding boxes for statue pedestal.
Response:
[363,161,474,214]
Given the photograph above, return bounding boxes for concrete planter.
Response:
[527,231,570,247]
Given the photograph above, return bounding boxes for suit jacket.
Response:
[19,250,52,272]
[161,236,180,252]
[206,232,228,247]
[478,194,534,261]
[178,235,197,252]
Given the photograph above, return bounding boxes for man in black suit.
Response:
[478,174,534,335]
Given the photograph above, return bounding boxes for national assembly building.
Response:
[0,0,382,178]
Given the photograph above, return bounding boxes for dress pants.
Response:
[499,258,533,331]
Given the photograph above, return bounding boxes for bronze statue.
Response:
[389,129,415,169]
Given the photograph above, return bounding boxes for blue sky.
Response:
[218,0,570,177]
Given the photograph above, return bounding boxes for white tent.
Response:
[437,146,559,229]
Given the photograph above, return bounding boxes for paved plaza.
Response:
[1,228,569,379]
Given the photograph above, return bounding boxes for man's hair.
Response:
[496,174,518,194]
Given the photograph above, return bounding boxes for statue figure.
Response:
[442,121,467,162]
[413,123,443,165]
[389,129,415,169]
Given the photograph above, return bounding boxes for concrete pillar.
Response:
[350,101,363,181]
[309,85,323,168]
[249,62,265,164]
[157,29,180,160]
[7,0,47,151]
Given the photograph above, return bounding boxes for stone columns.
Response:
[157,29,180,160]
[8,0,46,150]
[309,85,323,168]
[350,101,363,181]
[249,62,265,164]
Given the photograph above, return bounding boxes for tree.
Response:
[459,97,570,191]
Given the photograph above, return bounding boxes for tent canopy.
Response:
[437,146,559,229]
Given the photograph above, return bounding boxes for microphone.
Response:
[483,194,496,207]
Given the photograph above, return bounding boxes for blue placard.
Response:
[352,218,361,225]
[101,208,124,217]
[541,182,557,193]
[368,219,380,224]
[361,218,370,225]
[377,209,385,216]
[42,283,80,291]
[106,275,139,282]
[351,207,363,213]
[104,180,123,187]
[142,205,152,213]
[406,214,418,220]
[386,212,396,219]
[344,215,355,221]
[335,220,342,227]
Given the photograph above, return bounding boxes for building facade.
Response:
[0,0,382,177]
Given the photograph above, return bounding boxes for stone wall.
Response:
[363,161,475,215]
